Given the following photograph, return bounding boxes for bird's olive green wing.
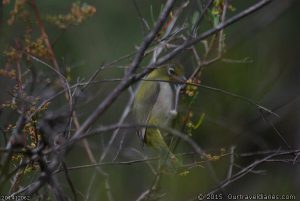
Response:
[133,80,160,142]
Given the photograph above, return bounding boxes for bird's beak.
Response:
[177,75,187,85]
[170,75,187,116]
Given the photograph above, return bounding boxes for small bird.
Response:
[132,64,186,172]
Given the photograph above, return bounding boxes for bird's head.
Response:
[147,64,186,84]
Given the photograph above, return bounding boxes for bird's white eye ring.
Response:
[168,67,175,75]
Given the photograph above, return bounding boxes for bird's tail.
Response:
[159,147,182,174]
[145,129,182,174]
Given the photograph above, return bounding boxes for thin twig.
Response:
[259,109,291,149]
[191,0,214,36]
[154,0,273,67]
[62,162,78,201]
[226,146,235,180]
[55,157,159,173]
[208,149,280,194]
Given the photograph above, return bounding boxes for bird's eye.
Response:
[168,67,175,76]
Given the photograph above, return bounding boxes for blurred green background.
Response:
[1,0,300,200]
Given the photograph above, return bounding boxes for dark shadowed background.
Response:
[1,0,299,200]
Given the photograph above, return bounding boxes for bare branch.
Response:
[71,0,176,139]
[153,0,273,67]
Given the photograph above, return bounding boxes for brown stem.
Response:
[29,0,59,70]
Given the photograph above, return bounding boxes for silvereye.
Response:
[132,64,186,171]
